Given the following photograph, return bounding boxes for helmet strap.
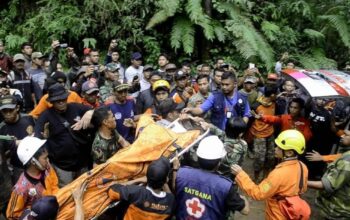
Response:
[31,158,45,171]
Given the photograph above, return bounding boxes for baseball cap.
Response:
[131,52,142,60]
[13,54,25,62]
[244,76,257,84]
[267,73,278,80]
[165,63,177,71]
[106,63,120,72]
[31,52,45,60]
[0,95,18,110]
[47,83,69,102]
[174,70,188,80]
[143,64,154,72]
[113,81,129,92]
[147,157,171,189]
[82,80,99,94]
[50,71,67,83]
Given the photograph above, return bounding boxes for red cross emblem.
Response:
[186,197,205,218]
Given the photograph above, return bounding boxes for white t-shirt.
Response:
[125,65,143,98]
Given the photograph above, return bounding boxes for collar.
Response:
[275,159,299,168]
[146,186,166,198]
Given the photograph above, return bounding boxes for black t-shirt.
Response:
[0,115,35,168]
[34,103,92,171]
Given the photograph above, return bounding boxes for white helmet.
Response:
[196,135,226,160]
[17,137,47,165]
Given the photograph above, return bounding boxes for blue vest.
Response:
[210,91,248,129]
[176,167,232,220]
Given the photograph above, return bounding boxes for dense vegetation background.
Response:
[1,0,349,71]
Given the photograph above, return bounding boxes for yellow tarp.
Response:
[56,115,200,219]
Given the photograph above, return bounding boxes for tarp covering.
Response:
[55,115,200,219]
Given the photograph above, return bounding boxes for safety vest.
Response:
[176,166,232,220]
[210,91,248,129]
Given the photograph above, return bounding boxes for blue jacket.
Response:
[176,166,233,220]
[210,91,249,129]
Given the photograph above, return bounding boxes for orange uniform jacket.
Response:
[250,104,275,138]
[261,114,312,141]
[29,91,82,119]
[6,166,59,219]
[235,160,308,220]
[322,153,342,163]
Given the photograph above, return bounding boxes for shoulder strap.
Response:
[298,161,304,193]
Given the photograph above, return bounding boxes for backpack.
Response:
[277,162,311,220]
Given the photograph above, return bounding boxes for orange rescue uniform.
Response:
[29,91,82,119]
[235,160,308,220]
[261,115,312,141]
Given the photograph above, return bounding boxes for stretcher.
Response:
[55,115,209,219]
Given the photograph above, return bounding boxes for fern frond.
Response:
[146,0,180,29]
[185,0,214,40]
[261,21,280,41]
[319,15,350,47]
[171,17,195,54]
[212,21,228,42]
[303,29,325,43]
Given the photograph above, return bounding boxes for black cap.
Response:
[0,95,17,110]
[22,196,59,220]
[174,70,188,81]
[147,156,171,189]
[46,83,69,102]
[50,71,67,83]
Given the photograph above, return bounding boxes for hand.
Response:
[42,122,50,138]
[72,180,88,201]
[71,110,94,130]
[84,66,95,78]
[231,164,243,175]
[181,107,192,114]
[0,88,10,96]
[123,118,136,128]
[173,152,180,170]
[98,65,105,73]
[199,121,211,130]
[51,40,60,50]
[305,150,323,162]
[250,110,262,119]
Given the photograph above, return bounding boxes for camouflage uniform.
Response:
[99,80,114,103]
[91,130,121,164]
[210,125,248,177]
[316,150,350,220]
[253,136,275,172]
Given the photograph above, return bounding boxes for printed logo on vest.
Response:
[186,197,205,218]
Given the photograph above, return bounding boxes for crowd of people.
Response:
[0,38,349,220]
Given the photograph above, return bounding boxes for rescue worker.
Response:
[144,79,171,114]
[307,130,350,219]
[108,157,175,219]
[174,135,249,219]
[231,130,310,220]
[6,137,59,219]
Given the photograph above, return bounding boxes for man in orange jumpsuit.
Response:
[231,130,310,220]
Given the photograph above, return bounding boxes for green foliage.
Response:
[0,0,350,70]
[171,17,195,54]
